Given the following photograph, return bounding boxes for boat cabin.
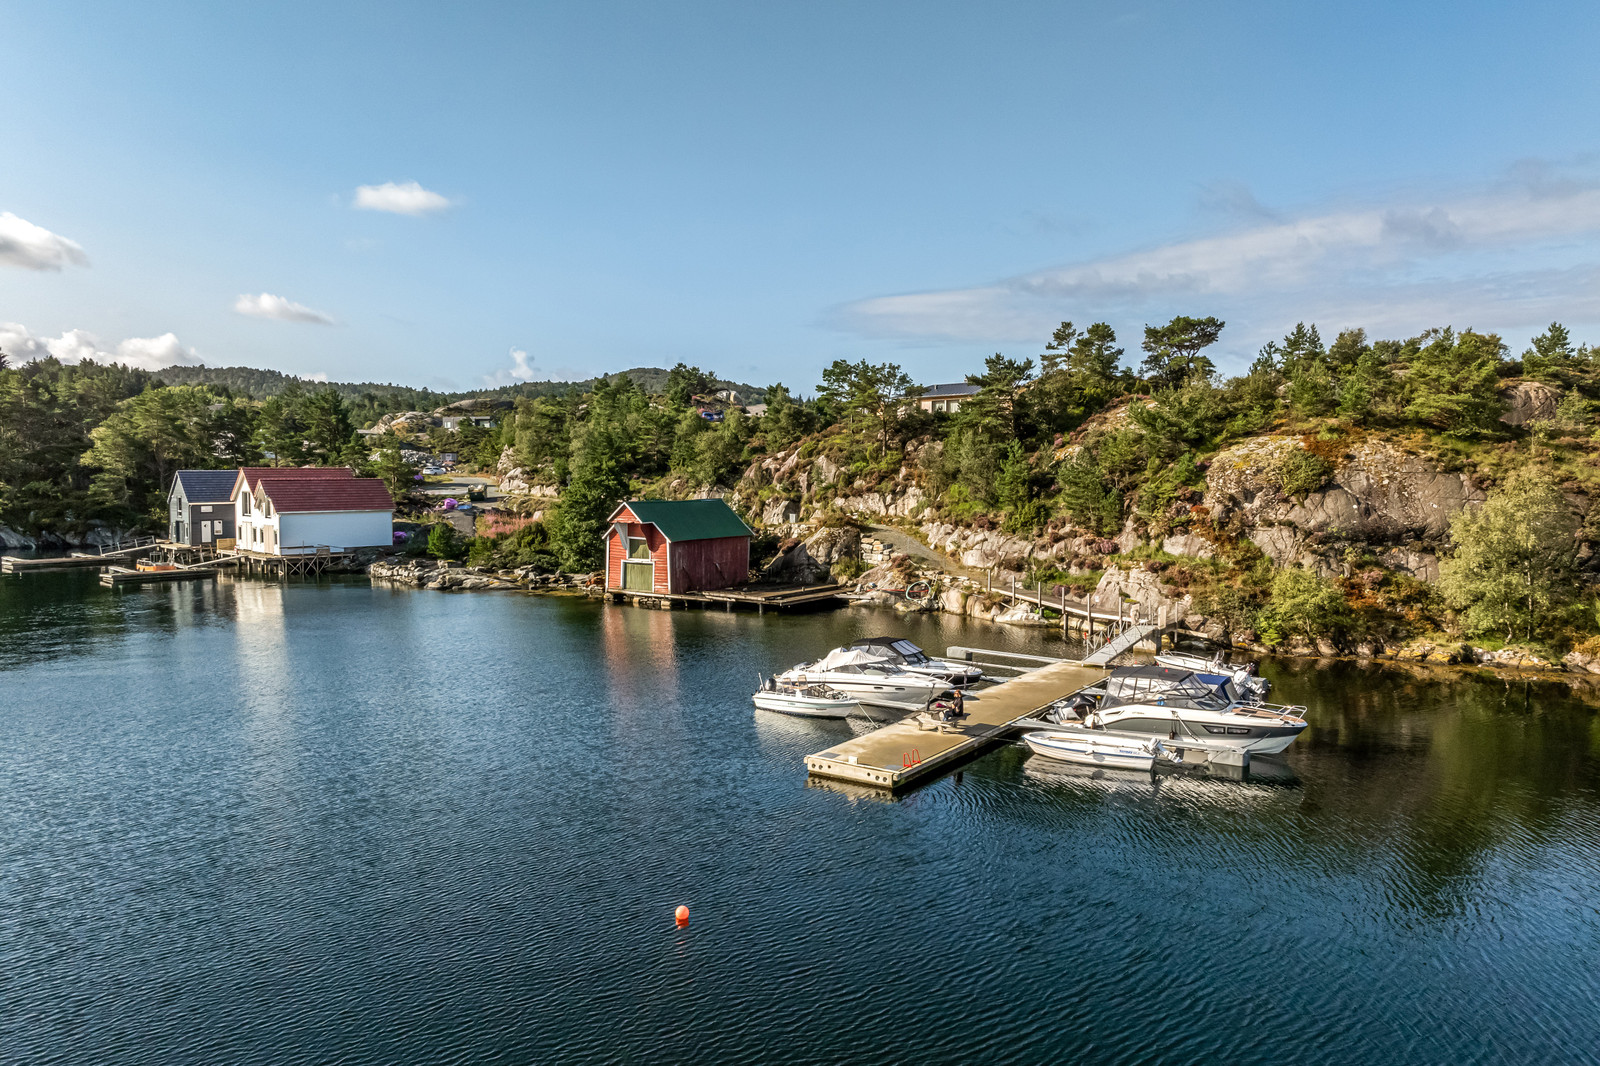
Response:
[1101,665,1233,710]
[168,470,240,547]
[604,498,752,595]
[848,637,934,666]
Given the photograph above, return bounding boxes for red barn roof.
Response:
[232,466,355,500]
[257,476,394,513]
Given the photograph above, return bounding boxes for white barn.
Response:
[232,467,394,555]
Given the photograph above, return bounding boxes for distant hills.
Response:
[154,365,769,410]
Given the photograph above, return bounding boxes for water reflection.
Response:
[5,583,1600,1066]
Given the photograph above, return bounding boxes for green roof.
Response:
[615,498,752,542]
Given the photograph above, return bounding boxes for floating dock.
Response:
[804,661,1109,791]
[100,565,220,588]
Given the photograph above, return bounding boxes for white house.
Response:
[231,467,394,555]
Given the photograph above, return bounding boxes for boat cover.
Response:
[815,646,894,670]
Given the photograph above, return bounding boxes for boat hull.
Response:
[1024,731,1157,771]
[776,673,946,712]
[1093,707,1306,754]
[752,693,868,719]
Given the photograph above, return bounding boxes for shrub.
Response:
[1255,568,1353,647]
[427,522,464,560]
[1278,448,1333,498]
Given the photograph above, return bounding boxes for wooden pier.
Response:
[100,565,220,588]
[604,582,845,613]
[804,661,1109,791]
[3,540,159,574]
[232,547,357,578]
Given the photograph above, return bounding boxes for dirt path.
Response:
[864,523,985,582]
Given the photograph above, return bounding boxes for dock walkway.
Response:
[804,661,1108,791]
[100,565,220,588]
[3,540,158,574]
[605,583,844,613]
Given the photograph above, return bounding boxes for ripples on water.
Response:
[2,573,1599,1064]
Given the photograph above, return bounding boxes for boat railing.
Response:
[945,646,1067,676]
[1231,700,1308,723]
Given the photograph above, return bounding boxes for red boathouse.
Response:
[604,498,753,595]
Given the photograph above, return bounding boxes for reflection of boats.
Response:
[1073,665,1309,755]
[1023,730,1168,771]
[752,679,868,719]
[1155,649,1270,701]
[845,637,984,687]
[777,647,955,712]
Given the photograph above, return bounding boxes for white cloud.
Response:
[233,292,336,325]
[838,167,1600,355]
[0,212,89,271]
[483,347,540,386]
[353,181,452,216]
[301,372,329,382]
[0,322,201,371]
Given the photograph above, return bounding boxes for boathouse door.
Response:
[623,536,653,591]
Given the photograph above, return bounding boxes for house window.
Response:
[627,536,651,559]
[241,494,251,515]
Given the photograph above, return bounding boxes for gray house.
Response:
[168,470,239,547]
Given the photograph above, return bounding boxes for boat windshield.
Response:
[1101,692,1232,713]
[849,638,931,665]
[889,639,929,664]
[1104,671,1226,703]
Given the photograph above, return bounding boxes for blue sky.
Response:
[4,0,1600,392]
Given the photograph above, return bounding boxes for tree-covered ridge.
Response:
[7,318,1600,656]
[153,363,768,424]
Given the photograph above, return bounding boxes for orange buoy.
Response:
[674,905,690,925]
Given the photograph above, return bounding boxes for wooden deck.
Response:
[803,661,1109,791]
[100,565,220,588]
[230,548,358,578]
[3,541,158,574]
[605,583,845,613]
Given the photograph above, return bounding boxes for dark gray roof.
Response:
[172,469,239,503]
[919,382,982,398]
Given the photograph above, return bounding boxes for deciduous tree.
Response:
[1439,468,1580,643]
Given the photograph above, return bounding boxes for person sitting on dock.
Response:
[939,688,967,726]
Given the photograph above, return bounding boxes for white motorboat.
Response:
[1083,665,1308,755]
[752,680,868,719]
[776,647,955,712]
[1155,650,1271,702]
[1024,729,1169,771]
[845,637,984,687]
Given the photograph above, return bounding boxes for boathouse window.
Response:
[627,537,650,559]
[241,494,251,515]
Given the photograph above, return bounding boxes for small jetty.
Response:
[99,551,238,588]
[3,538,160,574]
[100,565,221,588]
[804,661,1109,790]
[605,582,845,613]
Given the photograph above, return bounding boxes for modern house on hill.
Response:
[604,498,752,594]
[231,467,394,556]
[915,382,982,413]
[168,470,239,547]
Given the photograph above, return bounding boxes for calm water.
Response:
[3,573,1599,1065]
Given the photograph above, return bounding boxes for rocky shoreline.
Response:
[368,557,600,592]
